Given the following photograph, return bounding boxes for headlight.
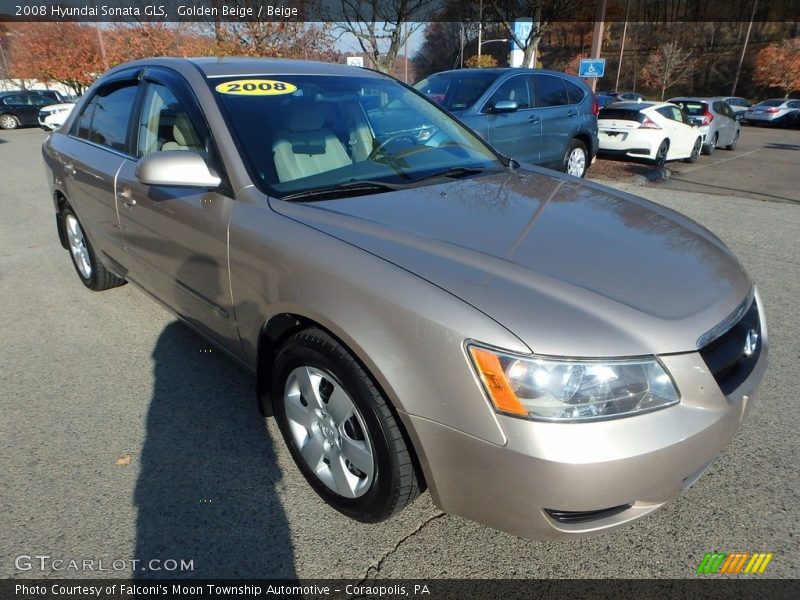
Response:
[468,345,679,422]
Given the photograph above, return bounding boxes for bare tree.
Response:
[639,41,697,100]
[337,0,437,73]
[489,0,582,68]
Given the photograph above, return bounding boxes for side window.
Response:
[137,83,205,157]
[73,82,138,152]
[656,106,677,122]
[90,84,138,151]
[4,94,26,105]
[76,97,99,140]
[486,76,531,110]
[535,75,568,107]
[564,80,586,105]
[29,95,52,107]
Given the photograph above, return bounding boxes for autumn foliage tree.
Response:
[754,38,800,98]
[639,41,697,100]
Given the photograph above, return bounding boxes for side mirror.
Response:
[135,151,221,188]
[492,100,519,113]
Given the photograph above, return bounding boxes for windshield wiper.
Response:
[411,165,505,184]
[280,180,407,202]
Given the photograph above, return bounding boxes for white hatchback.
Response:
[598,101,703,167]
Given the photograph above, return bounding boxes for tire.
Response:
[654,140,669,167]
[702,133,717,155]
[61,206,126,291]
[725,131,739,151]
[272,328,420,522]
[0,113,19,130]
[562,139,589,177]
[684,137,702,163]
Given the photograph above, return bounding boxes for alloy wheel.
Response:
[566,147,587,177]
[65,213,92,279]
[0,114,18,130]
[283,365,375,498]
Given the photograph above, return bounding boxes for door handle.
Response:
[528,115,540,123]
[567,110,578,117]
[118,186,136,208]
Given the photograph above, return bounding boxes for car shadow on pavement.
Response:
[134,320,296,579]
[763,143,800,151]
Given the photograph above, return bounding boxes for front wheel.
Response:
[563,139,589,177]
[684,137,702,163]
[272,328,420,522]
[0,113,19,130]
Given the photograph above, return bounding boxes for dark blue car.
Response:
[414,68,599,177]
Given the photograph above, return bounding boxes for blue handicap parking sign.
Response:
[579,59,606,78]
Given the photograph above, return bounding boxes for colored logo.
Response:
[696,552,773,574]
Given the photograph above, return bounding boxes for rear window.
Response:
[758,100,784,107]
[671,101,706,116]
[598,108,644,122]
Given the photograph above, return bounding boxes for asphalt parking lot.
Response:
[591,124,800,205]
[1,127,798,580]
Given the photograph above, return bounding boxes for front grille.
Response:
[545,504,631,524]
[698,298,761,395]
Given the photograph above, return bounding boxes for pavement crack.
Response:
[353,511,446,586]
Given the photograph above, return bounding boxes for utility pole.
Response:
[477,0,483,60]
[732,0,757,96]
[589,0,608,92]
[614,0,630,93]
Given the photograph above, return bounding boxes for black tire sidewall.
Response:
[271,332,399,522]
[655,140,669,167]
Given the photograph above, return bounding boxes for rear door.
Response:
[656,105,695,156]
[114,68,241,353]
[532,74,574,165]
[481,74,540,164]
[55,75,141,264]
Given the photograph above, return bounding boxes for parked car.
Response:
[598,90,646,103]
[414,68,598,177]
[667,97,740,154]
[743,98,800,126]
[598,101,703,166]
[0,91,57,129]
[30,89,68,103]
[43,58,767,541]
[38,101,77,131]
[717,96,751,119]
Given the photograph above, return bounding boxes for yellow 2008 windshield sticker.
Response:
[215,79,297,96]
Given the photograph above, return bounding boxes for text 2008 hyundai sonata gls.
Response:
[42,58,767,540]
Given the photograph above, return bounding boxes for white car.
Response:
[38,103,75,131]
[743,98,800,126]
[598,101,703,167]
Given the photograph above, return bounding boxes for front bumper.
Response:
[406,302,768,540]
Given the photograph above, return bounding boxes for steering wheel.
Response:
[368,133,419,161]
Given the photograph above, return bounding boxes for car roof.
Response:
[668,97,708,102]
[104,56,389,81]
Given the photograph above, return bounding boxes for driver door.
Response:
[115,70,241,354]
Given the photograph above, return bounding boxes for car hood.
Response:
[270,168,751,357]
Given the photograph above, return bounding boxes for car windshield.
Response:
[413,72,499,111]
[212,74,504,200]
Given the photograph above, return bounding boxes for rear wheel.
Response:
[61,206,125,291]
[0,114,19,130]
[702,133,717,155]
[684,137,702,163]
[725,131,739,151]
[562,139,589,178]
[272,328,420,522]
[654,140,669,167]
